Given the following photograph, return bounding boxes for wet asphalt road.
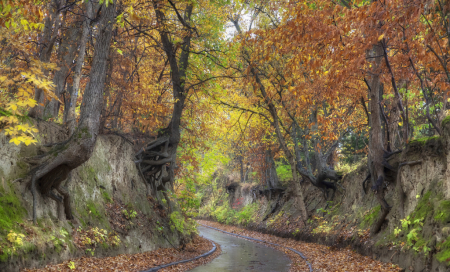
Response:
[189,226,291,272]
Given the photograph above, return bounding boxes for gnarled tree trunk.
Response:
[64,0,95,135]
[265,149,281,189]
[366,43,392,234]
[29,0,66,119]
[46,24,80,119]
[25,0,116,223]
[293,110,343,201]
[135,1,194,205]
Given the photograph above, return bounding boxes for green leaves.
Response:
[99,0,113,7]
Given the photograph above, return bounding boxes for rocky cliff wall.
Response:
[0,121,179,271]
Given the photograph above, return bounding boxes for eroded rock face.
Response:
[0,121,179,272]
[201,122,450,272]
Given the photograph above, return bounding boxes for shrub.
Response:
[276,163,292,184]
[169,211,197,235]
[235,203,258,225]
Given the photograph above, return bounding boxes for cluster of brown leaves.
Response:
[147,196,167,218]
[105,201,142,235]
[22,236,221,272]
[105,197,165,238]
[260,207,374,247]
[198,220,402,272]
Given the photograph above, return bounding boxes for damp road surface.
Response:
[189,226,291,272]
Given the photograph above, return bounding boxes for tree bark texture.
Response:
[135,1,194,199]
[265,149,281,189]
[64,0,95,135]
[46,25,80,119]
[29,0,66,118]
[26,0,116,223]
[367,43,391,234]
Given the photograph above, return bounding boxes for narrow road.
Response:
[189,226,291,272]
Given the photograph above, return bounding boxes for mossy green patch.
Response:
[442,115,450,127]
[101,191,112,203]
[100,242,109,250]
[436,236,450,265]
[360,205,381,228]
[434,200,450,223]
[86,201,102,219]
[413,191,433,220]
[81,166,97,184]
[0,252,8,262]
[79,200,110,230]
[409,135,441,146]
[0,182,27,232]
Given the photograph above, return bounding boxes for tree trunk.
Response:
[64,0,95,135]
[29,0,66,119]
[231,16,308,220]
[367,43,391,234]
[265,149,281,188]
[99,45,115,134]
[388,84,402,150]
[46,25,80,119]
[239,155,244,182]
[26,0,116,223]
[135,2,194,197]
[294,110,342,201]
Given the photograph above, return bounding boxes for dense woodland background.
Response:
[1,0,450,235]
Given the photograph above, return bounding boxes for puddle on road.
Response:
[189,226,291,272]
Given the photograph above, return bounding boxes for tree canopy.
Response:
[1,0,449,232]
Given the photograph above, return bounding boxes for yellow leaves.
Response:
[7,230,25,247]
[17,88,31,97]
[26,98,37,108]
[5,97,36,114]
[0,115,19,124]
[6,103,17,112]
[378,34,385,41]
[20,19,29,30]
[9,137,23,145]
[16,123,38,133]
[4,125,38,146]
[0,17,47,148]
[21,71,61,103]
[1,102,39,146]
[38,8,44,21]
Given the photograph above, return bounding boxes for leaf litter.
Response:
[22,235,221,272]
[198,220,402,272]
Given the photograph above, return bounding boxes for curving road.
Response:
[189,226,291,272]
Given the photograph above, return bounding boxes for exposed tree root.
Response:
[263,193,282,221]
[369,151,394,235]
[25,132,96,223]
[362,173,371,195]
[135,136,175,206]
[298,166,344,202]
[396,160,422,218]
[368,151,422,234]
[21,0,116,224]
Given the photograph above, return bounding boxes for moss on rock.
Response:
[442,115,450,127]
[360,205,381,228]
[0,181,27,231]
[409,136,441,146]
